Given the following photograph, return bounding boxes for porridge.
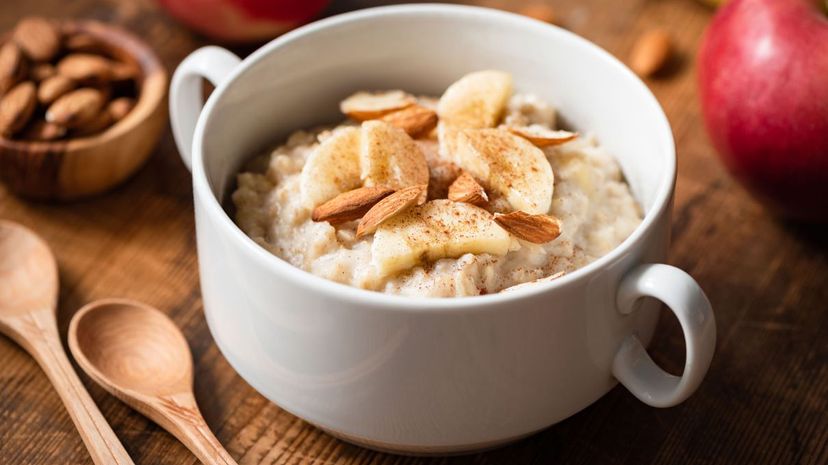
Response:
[232,71,642,297]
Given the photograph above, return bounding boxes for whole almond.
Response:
[13,17,61,62]
[110,62,139,82]
[448,171,489,207]
[107,97,135,121]
[38,74,76,105]
[494,211,563,244]
[64,33,106,54]
[21,119,67,141]
[381,105,439,138]
[72,109,113,137]
[312,186,395,224]
[630,29,672,77]
[30,63,56,82]
[0,81,36,136]
[0,42,23,95]
[46,87,105,128]
[357,184,426,238]
[57,54,113,83]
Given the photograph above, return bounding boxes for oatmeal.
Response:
[232,71,642,297]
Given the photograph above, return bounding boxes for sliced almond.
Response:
[506,125,578,147]
[46,87,105,128]
[501,271,566,292]
[448,171,489,207]
[494,211,562,243]
[107,97,135,121]
[380,105,438,138]
[311,186,395,225]
[0,43,23,95]
[630,29,672,77]
[30,63,56,82]
[13,17,61,62]
[57,53,113,83]
[38,74,76,105]
[0,81,36,136]
[21,119,66,141]
[356,184,426,238]
[340,90,416,121]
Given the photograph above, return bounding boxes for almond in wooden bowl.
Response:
[0,20,167,200]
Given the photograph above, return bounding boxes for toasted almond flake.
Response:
[312,186,395,225]
[356,184,426,238]
[64,33,106,54]
[448,171,489,207]
[501,271,566,292]
[340,90,416,121]
[494,211,562,243]
[380,105,438,138]
[630,29,672,77]
[506,125,578,147]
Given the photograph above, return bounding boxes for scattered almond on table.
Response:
[0,17,138,140]
[629,29,673,77]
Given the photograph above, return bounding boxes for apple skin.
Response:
[698,0,828,220]
[157,0,330,42]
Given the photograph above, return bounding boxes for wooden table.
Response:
[1,0,826,464]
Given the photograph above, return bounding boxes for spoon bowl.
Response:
[0,220,58,323]
[69,298,238,465]
[71,300,192,397]
[0,221,134,465]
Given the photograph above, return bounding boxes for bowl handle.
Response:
[612,264,716,407]
[170,46,241,171]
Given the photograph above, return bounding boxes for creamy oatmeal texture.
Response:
[232,72,642,297]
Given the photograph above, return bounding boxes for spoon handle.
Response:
[151,393,238,465]
[5,309,135,465]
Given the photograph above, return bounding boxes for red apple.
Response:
[157,0,330,42]
[698,0,828,220]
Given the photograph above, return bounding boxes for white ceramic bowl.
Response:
[169,4,716,454]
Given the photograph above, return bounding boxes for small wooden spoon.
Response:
[68,298,237,465]
[0,221,134,465]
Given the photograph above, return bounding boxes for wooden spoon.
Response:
[68,298,238,465]
[0,221,134,465]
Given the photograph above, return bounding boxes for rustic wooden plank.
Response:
[1,0,826,464]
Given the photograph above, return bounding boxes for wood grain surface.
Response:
[1,0,826,464]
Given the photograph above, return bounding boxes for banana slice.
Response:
[437,70,513,129]
[454,128,554,214]
[300,127,361,208]
[360,120,429,193]
[372,199,512,277]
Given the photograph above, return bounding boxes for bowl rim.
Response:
[0,19,167,152]
[191,3,677,312]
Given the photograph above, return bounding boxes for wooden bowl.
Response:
[0,21,168,200]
